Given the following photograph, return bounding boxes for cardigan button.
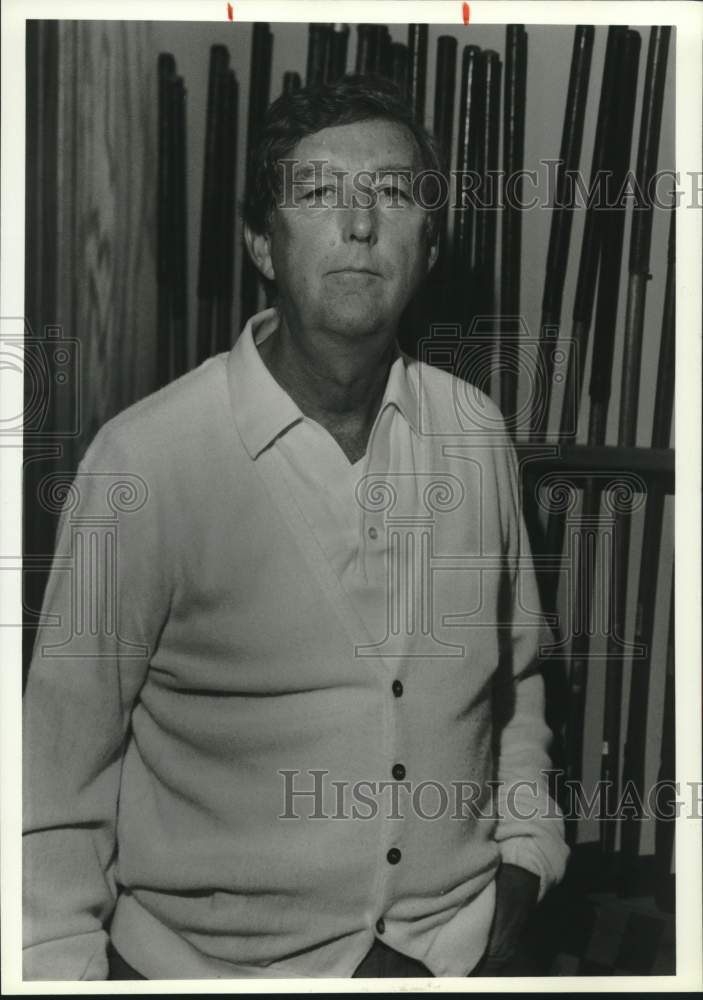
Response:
[375,917,386,935]
[392,763,406,780]
[387,847,402,865]
[392,679,403,697]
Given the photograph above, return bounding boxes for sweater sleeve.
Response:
[490,431,570,903]
[22,425,170,980]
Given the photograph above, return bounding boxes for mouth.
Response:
[327,268,381,277]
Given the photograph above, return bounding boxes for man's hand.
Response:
[473,862,540,976]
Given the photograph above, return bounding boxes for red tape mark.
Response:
[462,2,470,24]
[227,2,234,20]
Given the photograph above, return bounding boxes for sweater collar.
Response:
[227,307,420,459]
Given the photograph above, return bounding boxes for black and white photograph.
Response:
[2,0,701,991]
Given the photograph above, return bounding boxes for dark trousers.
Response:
[107,938,434,980]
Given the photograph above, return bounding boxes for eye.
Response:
[303,185,338,204]
[378,184,410,205]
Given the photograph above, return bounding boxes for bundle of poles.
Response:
[156,22,675,894]
[530,27,674,894]
[158,27,272,373]
[156,54,188,387]
[196,45,240,366]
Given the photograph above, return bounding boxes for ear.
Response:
[243,223,275,282]
[426,235,440,274]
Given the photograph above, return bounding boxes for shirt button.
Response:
[392,679,404,697]
[392,763,406,780]
[375,917,386,935]
[368,526,378,540]
[387,847,402,865]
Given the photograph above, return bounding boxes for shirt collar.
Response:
[380,340,421,436]
[227,307,420,459]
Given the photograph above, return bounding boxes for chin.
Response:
[337,320,390,341]
[324,302,395,339]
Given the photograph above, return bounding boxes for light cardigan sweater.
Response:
[23,308,569,980]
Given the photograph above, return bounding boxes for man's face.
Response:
[249,118,438,342]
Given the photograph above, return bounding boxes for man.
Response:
[23,74,569,981]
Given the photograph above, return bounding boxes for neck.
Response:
[257,310,396,438]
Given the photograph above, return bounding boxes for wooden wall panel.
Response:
[24,21,157,679]
[57,20,157,461]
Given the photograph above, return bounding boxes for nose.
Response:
[343,203,378,245]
